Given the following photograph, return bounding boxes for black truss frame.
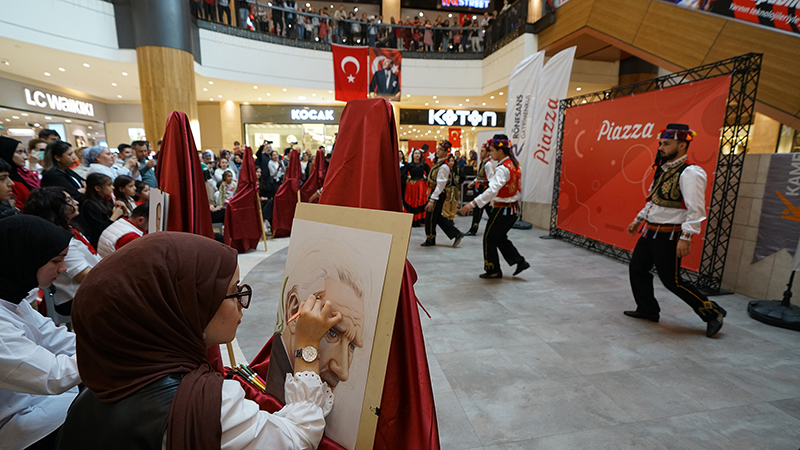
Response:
[549,53,762,294]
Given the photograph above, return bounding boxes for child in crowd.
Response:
[113,175,137,216]
[134,180,150,206]
[216,170,238,206]
[77,173,125,248]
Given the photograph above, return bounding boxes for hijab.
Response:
[0,215,72,304]
[0,135,38,191]
[83,145,104,166]
[72,232,237,450]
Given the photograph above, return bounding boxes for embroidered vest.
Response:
[647,161,691,209]
[497,159,521,199]
[427,160,446,188]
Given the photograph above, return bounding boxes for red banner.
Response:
[448,128,462,148]
[662,0,800,36]
[556,76,731,271]
[369,47,402,101]
[332,44,368,102]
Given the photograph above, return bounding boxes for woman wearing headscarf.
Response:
[460,134,530,278]
[57,232,342,449]
[0,215,81,450]
[0,135,41,210]
[84,145,136,181]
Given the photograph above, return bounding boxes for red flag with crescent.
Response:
[448,128,462,148]
[332,44,368,102]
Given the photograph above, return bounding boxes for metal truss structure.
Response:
[549,53,763,294]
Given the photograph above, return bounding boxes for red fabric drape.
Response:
[271,149,301,238]
[155,111,214,239]
[299,148,327,203]
[224,147,263,252]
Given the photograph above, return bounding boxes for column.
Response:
[382,0,401,22]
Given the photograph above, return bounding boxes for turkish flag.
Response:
[332,44,368,102]
[448,128,462,148]
[408,139,437,167]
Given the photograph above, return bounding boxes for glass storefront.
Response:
[398,107,505,157]
[0,106,106,148]
[241,104,343,152]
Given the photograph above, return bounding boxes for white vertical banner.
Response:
[522,46,576,204]
[505,51,545,184]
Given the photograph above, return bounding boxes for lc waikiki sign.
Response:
[441,0,490,8]
[428,109,498,127]
[24,88,95,117]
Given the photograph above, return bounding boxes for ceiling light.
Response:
[83,63,90,68]
[267,93,271,96]
[282,88,287,92]
[448,13,452,17]
[418,11,423,16]
[466,99,469,102]
[490,96,494,99]
[122,72,128,76]
[253,85,258,89]
[425,103,428,106]
[58,67,65,72]
[258,97,262,100]
[44,116,52,120]
[406,94,410,97]
[1,60,9,66]
[11,115,19,119]
[312,93,316,97]
[576,87,582,91]
[471,127,475,130]
[354,7,358,11]
[306,2,310,6]
[435,100,439,103]
[482,102,486,106]
[3,119,9,122]
[20,113,28,117]
[433,96,437,99]
[472,15,477,19]
[328,90,333,93]
[117,95,122,98]
[111,83,117,86]
[208,81,214,85]
[88,126,92,129]
[65,119,71,123]
[210,98,214,101]
[244,102,250,105]
[218,95,222,98]
[499,92,504,95]
[44,72,51,76]
[298,96,306,100]
[203,88,208,91]
[458,103,462,106]
[34,123,40,127]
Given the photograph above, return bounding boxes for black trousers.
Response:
[424,195,460,242]
[629,230,725,322]
[218,5,231,24]
[483,206,524,273]
[25,426,60,450]
[203,2,216,21]
[469,187,488,232]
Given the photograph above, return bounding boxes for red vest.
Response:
[497,158,520,199]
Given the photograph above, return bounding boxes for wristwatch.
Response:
[294,345,319,363]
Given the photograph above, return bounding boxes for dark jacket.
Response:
[41,167,85,203]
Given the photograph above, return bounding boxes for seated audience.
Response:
[41,141,86,203]
[0,215,82,450]
[27,138,47,175]
[113,175,137,216]
[85,146,135,181]
[76,173,125,248]
[0,158,20,219]
[97,203,148,257]
[0,136,40,210]
[214,157,237,183]
[134,180,150,206]
[57,233,340,449]
[23,187,100,316]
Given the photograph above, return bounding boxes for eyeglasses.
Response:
[224,284,252,309]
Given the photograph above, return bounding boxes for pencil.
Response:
[287,310,301,324]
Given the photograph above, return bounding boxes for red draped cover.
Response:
[299,148,327,203]
[271,149,301,238]
[155,111,214,239]
[224,146,263,252]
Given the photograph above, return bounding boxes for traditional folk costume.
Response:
[422,140,464,247]
[442,165,460,221]
[467,155,494,235]
[470,136,529,278]
[626,124,726,337]
[402,160,429,227]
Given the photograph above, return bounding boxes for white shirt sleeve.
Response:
[473,164,509,208]
[679,165,707,235]
[217,372,333,450]
[429,163,449,201]
[484,160,495,181]
[64,238,91,279]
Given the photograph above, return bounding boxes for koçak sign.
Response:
[290,108,335,121]
[428,109,498,127]
[24,88,95,117]
[556,75,731,272]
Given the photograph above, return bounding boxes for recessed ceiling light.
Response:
[424,103,428,106]
[117,95,122,98]
[433,96,437,99]
[111,83,117,86]
[406,94,410,97]
[576,87,582,91]
[83,63,90,68]
[209,98,214,101]
[354,7,358,11]
[466,99,469,102]
[88,126,92,129]
[253,85,258,89]
[64,119,71,123]
[267,93,271,96]
[11,116,19,119]
[122,72,128,76]
[203,88,208,91]
[258,97,262,100]
[20,113,28,117]
[1,60,9,66]
[458,104,462,106]
[44,116,52,120]
[328,90,333,93]
[4,119,9,122]
[244,101,250,105]
[58,67,65,72]
[298,96,306,100]
[33,123,40,127]
[435,100,439,103]
[482,102,486,106]
[490,96,494,99]
[208,81,214,85]
[499,92,504,95]
[218,95,222,98]
[282,88,287,91]
[43,72,51,76]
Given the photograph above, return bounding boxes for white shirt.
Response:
[269,160,285,181]
[473,157,520,208]
[0,299,81,449]
[87,163,132,181]
[635,155,707,235]
[482,159,495,181]
[429,159,450,201]
[53,235,101,306]
[161,372,332,450]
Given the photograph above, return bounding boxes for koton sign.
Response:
[24,88,95,117]
[428,109,498,127]
[290,108,335,121]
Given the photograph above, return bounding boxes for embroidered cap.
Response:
[438,140,452,150]
[658,123,696,142]
[486,133,511,149]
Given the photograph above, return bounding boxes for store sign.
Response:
[428,109,498,127]
[290,108,335,121]
[441,0,490,8]
[24,88,95,117]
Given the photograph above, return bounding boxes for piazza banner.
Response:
[556,75,731,271]
[662,0,799,36]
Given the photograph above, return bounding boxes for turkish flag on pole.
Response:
[448,128,462,148]
[332,44,369,102]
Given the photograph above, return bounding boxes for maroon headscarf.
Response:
[72,232,238,450]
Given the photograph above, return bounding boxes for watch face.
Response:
[302,345,318,362]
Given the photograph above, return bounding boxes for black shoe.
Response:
[479,272,502,279]
[420,240,436,247]
[465,229,477,236]
[513,260,530,276]
[452,232,464,248]
[706,317,723,337]
[623,310,659,323]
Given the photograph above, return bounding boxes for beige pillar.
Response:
[220,101,243,150]
[383,0,401,22]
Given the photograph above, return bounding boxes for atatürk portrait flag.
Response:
[332,44,368,102]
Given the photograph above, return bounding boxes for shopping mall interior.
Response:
[2,0,800,448]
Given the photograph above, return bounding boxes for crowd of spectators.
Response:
[192,0,525,52]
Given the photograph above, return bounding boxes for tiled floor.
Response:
[235,216,800,449]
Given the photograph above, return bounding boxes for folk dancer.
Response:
[624,123,727,338]
[421,140,465,247]
[465,143,494,236]
[460,135,529,278]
